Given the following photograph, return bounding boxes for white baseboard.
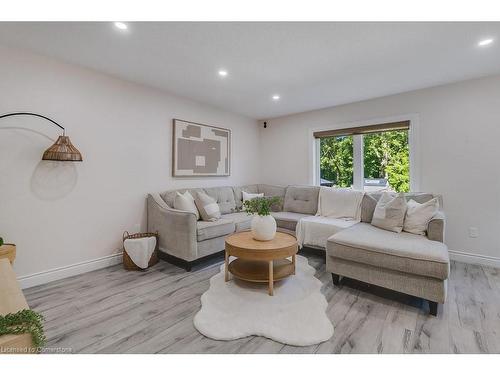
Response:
[18,252,123,289]
[448,249,500,269]
[16,249,499,290]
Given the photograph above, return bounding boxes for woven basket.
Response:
[122,231,159,271]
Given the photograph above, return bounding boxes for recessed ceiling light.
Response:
[218,70,228,77]
[114,22,128,31]
[272,95,280,101]
[478,38,494,47]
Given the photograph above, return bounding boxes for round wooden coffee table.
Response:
[224,231,298,296]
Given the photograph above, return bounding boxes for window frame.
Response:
[310,114,420,192]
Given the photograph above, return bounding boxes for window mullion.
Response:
[352,134,364,190]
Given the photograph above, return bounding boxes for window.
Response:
[315,121,411,192]
[363,130,409,192]
[319,135,353,188]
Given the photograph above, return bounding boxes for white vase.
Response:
[251,214,277,241]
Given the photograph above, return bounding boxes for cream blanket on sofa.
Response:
[296,187,364,248]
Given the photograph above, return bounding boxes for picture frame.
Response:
[172,118,231,177]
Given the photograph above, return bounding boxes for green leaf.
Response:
[0,309,46,351]
[243,196,282,216]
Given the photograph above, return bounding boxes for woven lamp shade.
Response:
[42,135,83,162]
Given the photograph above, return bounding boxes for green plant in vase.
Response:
[243,196,282,241]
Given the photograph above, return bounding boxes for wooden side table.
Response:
[0,244,16,264]
[224,231,298,296]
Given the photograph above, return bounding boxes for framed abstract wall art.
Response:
[172,119,231,177]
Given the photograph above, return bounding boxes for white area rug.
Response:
[194,255,334,346]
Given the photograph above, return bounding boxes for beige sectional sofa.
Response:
[147,184,448,315]
[147,184,286,270]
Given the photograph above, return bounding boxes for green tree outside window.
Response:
[320,130,409,192]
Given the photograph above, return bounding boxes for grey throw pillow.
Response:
[371,192,407,233]
[195,191,221,221]
[361,194,378,223]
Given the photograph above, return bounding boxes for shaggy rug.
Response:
[194,255,334,346]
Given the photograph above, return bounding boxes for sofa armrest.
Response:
[427,210,445,243]
[147,193,198,261]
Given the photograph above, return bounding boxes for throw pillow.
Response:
[242,191,264,202]
[173,191,200,220]
[371,192,407,233]
[403,198,439,236]
[195,191,221,221]
[360,194,378,223]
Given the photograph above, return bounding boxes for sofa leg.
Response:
[332,273,341,286]
[429,301,438,316]
[185,263,192,272]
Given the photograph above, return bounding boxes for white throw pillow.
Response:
[242,191,264,202]
[316,187,365,220]
[403,198,439,236]
[173,191,200,220]
[371,192,407,233]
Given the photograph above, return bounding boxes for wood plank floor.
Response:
[24,252,500,354]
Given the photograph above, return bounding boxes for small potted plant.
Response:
[243,196,282,241]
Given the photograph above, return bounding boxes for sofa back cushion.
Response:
[360,191,442,223]
[283,185,320,215]
[258,184,286,211]
[233,184,260,210]
[203,186,237,214]
[160,188,205,208]
[258,184,286,198]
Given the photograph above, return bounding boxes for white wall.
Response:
[260,75,500,266]
[2,45,499,289]
[0,46,261,287]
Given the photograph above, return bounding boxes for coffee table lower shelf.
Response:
[227,258,294,296]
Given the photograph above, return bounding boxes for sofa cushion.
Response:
[258,184,286,198]
[361,192,441,223]
[283,185,320,215]
[271,211,310,231]
[204,186,237,214]
[242,191,264,203]
[160,188,205,208]
[221,212,253,232]
[233,185,260,210]
[369,192,436,205]
[360,194,378,223]
[296,216,359,249]
[196,219,235,241]
[173,191,200,220]
[371,192,407,233]
[258,184,286,211]
[404,198,439,236]
[195,191,222,221]
[327,223,449,280]
[316,187,364,219]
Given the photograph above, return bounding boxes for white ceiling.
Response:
[0,22,499,119]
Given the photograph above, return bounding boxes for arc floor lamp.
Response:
[0,112,83,161]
